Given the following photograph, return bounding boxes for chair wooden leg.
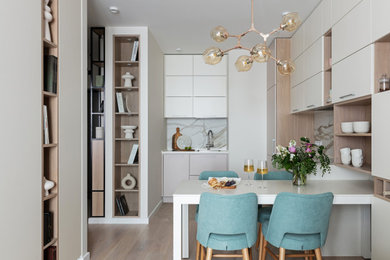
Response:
[200,245,205,260]
[304,250,309,260]
[279,248,286,260]
[260,239,267,260]
[249,247,252,260]
[196,241,200,260]
[242,248,250,260]
[258,230,264,257]
[310,250,314,260]
[205,247,213,260]
[314,248,322,260]
[256,224,262,248]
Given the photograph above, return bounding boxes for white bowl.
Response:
[353,121,370,133]
[341,122,353,133]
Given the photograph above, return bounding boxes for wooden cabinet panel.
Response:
[193,97,227,118]
[164,55,193,75]
[371,0,390,42]
[372,197,390,259]
[372,91,390,180]
[332,45,373,103]
[92,192,104,217]
[92,140,104,190]
[165,97,193,117]
[193,76,227,96]
[332,0,371,64]
[267,86,276,156]
[331,0,363,26]
[193,55,227,75]
[163,154,190,197]
[165,76,193,96]
[189,154,228,176]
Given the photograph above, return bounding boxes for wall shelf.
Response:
[43,39,57,49]
[43,237,58,250]
[335,133,371,137]
[335,163,371,175]
[115,163,139,167]
[115,87,139,91]
[43,193,57,202]
[115,189,139,193]
[115,138,139,141]
[115,112,139,116]
[43,91,58,98]
[374,177,390,202]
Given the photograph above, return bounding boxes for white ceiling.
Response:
[88,0,321,54]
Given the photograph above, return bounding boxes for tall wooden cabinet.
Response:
[41,0,59,258]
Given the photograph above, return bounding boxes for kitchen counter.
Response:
[162,150,228,154]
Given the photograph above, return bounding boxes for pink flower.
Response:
[289,146,296,153]
[305,148,312,153]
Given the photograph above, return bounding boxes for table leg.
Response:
[182,204,189,258]
[173,199,182,260]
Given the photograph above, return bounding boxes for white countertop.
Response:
[162,150,229,154]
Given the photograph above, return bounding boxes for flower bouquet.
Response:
[272,137,331,185]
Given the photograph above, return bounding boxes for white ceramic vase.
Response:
[121,173,137,190]
[44,177,55,196]
[122,72,135,87]
[44,0,53,42]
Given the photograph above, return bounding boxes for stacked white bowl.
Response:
[341,121,370,133]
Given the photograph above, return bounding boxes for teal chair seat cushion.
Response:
[262,220,322,251]
[258,206,272,223]
[207,233,250,251]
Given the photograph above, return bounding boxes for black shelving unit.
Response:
[88,27,105,217]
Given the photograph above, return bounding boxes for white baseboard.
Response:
[88,217,149,224]
[77,252,90,260]
[148,200,163,219]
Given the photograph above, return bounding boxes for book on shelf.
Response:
[44,211,53,245]
[43,105,50,144]
[44,246,57,260]
[44,55,58,94]
[116,195,129,216]
[131,41,139,62]
[127,144,139,164]
[116,92,125,113]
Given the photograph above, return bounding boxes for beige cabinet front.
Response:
[189,154,228,177]
[372,197,390,259]
[163,154,190,197]
[371,0,390,42]
[331,0,363,26]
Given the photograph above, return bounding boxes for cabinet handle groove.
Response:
[306,104,315,108]
[339,93,355,99]
[292,109,299,112]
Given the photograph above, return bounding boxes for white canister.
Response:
[340,147,351,165]
[96,127,104,139]
[351,149,363,167]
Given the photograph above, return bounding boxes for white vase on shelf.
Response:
[44,0,53,42]
[121,173,137,190]
[43,177,55,196]
[121,125,137,139]
[122,72,135,87]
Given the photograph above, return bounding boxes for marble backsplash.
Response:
[314,110,334,161]
[166,119,227,150]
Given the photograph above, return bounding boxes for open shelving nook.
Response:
[374,177,390,202]
[113,35,140,218]
[333,95,372,175]
[41,0,59,258]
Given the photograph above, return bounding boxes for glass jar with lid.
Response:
[379,74,390,92]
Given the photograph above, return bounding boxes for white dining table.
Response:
[172,180,374,260]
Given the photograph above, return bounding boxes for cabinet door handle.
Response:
[306,104,315,108]
[292,109,299,112]
[339,93,355,99]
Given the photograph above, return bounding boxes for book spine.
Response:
[116,93,124,113]
[43,105,50,144]
[127,144,139,164]
[131,41,139,62]
[116,197,124,216]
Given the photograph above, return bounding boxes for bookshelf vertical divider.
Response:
[42,0,59,258]
[113,35,141,217]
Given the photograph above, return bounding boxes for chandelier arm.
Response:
[222,45,251,53]
[268,54,279,63]
[267,26,283,36]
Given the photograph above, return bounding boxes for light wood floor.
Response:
[88,203,365,260]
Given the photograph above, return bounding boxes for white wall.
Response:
[0,1,42,259]
[228,50,267,175]
[147,31,165,216]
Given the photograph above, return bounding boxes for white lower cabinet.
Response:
[163,152,228,201]
[372,197,390,259]
[332,44,373,103]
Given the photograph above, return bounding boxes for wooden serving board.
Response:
[211,185,237,189]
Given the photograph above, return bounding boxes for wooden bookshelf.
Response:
[374,177,390,202]
[113,35,140,218]
[41,0,59,258]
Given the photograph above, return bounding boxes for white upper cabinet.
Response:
[304,73,324,109]
[371,0,390,42]
[193,55,227,75]
[332,44,373,103]
[331,0,363,26]
[164,97,193,118]
[291,26,305,61]
[372,91,390,180]
[193,97,227,118]
[291,84,304,113]
[321,0,332,34]
[165,76,193,96]
[332,0,371,64]
[164,55,193,75]
[193,76,227,96]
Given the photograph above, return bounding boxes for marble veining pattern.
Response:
[166,119,227,150]
[314,110,334,162]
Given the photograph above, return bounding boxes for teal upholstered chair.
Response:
[196,192,258,260]
[259,192,334,260]
[254,171,292,250]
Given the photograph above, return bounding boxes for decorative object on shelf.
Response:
[116,92,125,112]
[44,0,53,42]
[353,121,370,133]
[121,173,137,190]
[44,246,57,260]
[176,135,192,150]
[43,105,50,144]
[95,75,104,87]
[125,95,132,113]
[272,137,331,186]
[340,147,352,165]
[203,0,300,73]
[44,55,58,94]
[122,72,135,87]
[44,211,53,244]
[351,149,363,168]
[172,127,182,151]
[131,41,139,62]
[43,177,55,196]
[379,74,390,92]
[341,122,353,133]
[116,195,129,216]
[121,125,137,139]
[127,144,139,164]
[95,126,104,139]
[100,100,104,112]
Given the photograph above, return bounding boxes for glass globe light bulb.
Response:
[277,59,295,75]
[251,44,271,63]
[210,25,229,42]
[235,55,253,72]
[202,47,223,65]
[281,12,301,32]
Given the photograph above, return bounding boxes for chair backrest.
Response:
[265,192,334,248]
[197,192,258,248]
[199,171,239,180]
[254,170,292,180]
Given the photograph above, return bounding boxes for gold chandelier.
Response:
[203,0,301,74]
